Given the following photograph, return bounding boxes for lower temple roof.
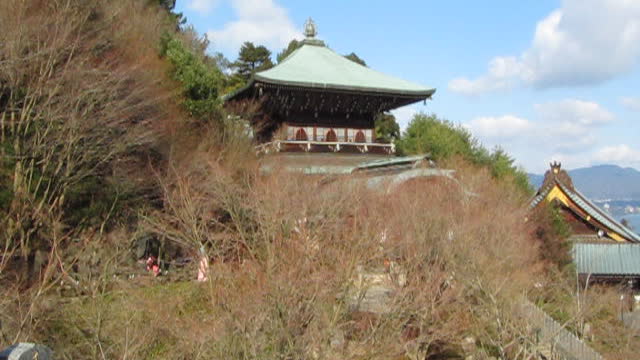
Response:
[574,243,640,277]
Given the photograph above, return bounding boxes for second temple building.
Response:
[224,19,435,157]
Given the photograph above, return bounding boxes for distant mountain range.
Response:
[528,164,640,200]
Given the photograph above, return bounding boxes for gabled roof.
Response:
[530,166,640,243]
[252,43,436,97]
[573,243,640,277]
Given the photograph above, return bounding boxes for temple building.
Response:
[530,162,640,243]
[224,18,435,156]
[531,163,640,287]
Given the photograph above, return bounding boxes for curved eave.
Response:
[534,179,640,243]
[223,78,436,103]
[221,79,255,102]
[528,185,553,209]
[254,75,436,98]
[557,183,640,243]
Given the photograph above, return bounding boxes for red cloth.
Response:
[146,256,160,277]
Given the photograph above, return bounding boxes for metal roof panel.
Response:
[573,243,640,276]
[254,44,436,96]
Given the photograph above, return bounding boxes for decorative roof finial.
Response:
[304,18,317,38]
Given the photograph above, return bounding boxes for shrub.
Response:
[160,33,225,120]
[529,203,572,268]
[398,113,481,160]
[398,113,532,194]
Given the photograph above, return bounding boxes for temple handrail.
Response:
[284,140,392,146]
[255,140,395,155]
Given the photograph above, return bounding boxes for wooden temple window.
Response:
[326,129,337,142]
[347,128,373,143]
[295,128,308,141]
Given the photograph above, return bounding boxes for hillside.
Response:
[529,164,640,200]
[1,1,639,359]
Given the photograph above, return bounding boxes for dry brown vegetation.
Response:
[0,0,179,345]
[2,1,640,359]
[5,152,552,359]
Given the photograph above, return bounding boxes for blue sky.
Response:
[176,0,640,173]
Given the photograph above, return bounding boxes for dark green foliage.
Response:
[0,187,11,211]
[344,52,367,66]
[0,141,13,211]
[180,25,210,58]
[398,113,532,194]
[551,206,571,239]
[160,33,224,119]
[150,0,185,27]
[397,113,481,160]
[212,52,232,71]
[233,42,274,81]
[487,147,533,193]
[532,204,572,268]
[62,175,137,228]
[208,52,246,95]
[154,0,175,10]
[374,112,400,143]
[277,39,302,63]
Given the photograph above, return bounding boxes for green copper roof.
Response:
[573,243,640,276]
[253,43,436,97]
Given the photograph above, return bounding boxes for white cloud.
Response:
[552,134,598,153]
[535,99,614,126]
[449,0,640,95]
[463,99,612,151]
[449,57,531,95]
[593,144,640,166]
[187,0,219,13]
[533,99,614,152]
[546,152,592,170]
[465,115,532,138]
[463,99,617,172]
[206,0,301,54]
[621,97,640,111]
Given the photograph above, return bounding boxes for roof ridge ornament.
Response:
[304,18,317,38]
[302,18,325,46]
